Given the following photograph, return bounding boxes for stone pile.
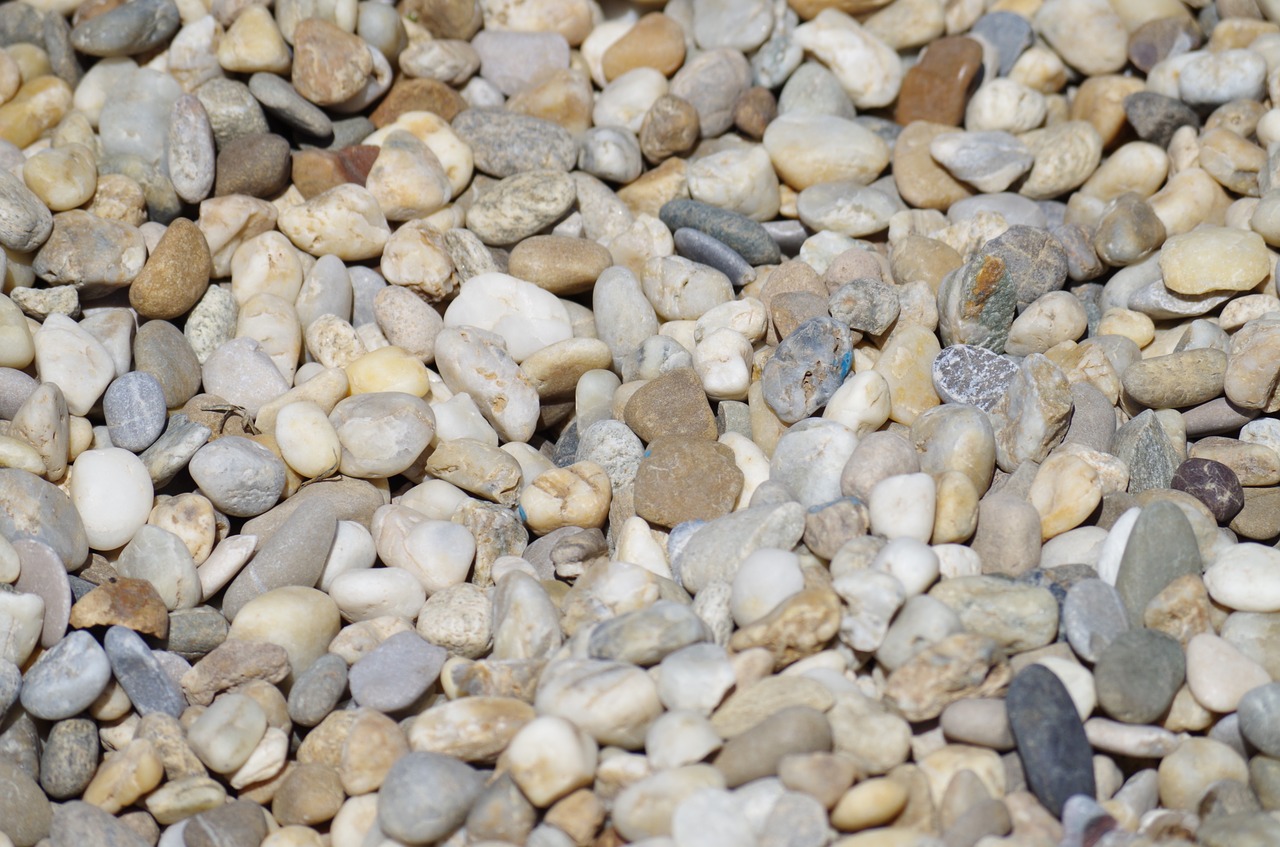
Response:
[4,0,1280,845]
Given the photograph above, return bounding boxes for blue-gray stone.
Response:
[660,199,781,266]
[69,0,179,57]
[378,752,485,844]
[1006,664,1096,818]
[761,219,809,256]
[0,468,88,570]
[287,652,348,727]
[1062,578,1129,663]
[19,630,112,720]
[103,371,167,452]
[349,631,447,712]
[970,12,1034,76]
[188,435,286,518]
[0,757,51,847]
[674,227,755,287]
[587,600,709,666]
[980,225,1068,309]
[761,316,853,424]
[103,626,186,717]
[937,252,1017,353]
[828,277,900,336]
[51,801,148,847]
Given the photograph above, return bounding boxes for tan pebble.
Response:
[143,775,227,825]
[344,345,430,396]
[218,4,291,74]
[340,708,409,795]
[1028,452,1102,540]
[602,13,686,81]
[291,18,372,106]
[891,120,972,211]
[22,142,96,211]
[1069,75,1145,148]
[830,777,910,832]
[508,235,614,296]
[507,68,594,135]
[83,738,164,814]
[0,75,73,148]
[272,762,345,826]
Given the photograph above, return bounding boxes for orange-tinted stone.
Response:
[601,12,687,81]
[894,36,985,127]
[369,77,467,126]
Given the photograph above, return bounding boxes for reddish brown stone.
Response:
[1128,17,1202,74]
[69,577,170,639]
[894,36,985,127]
[369,77,468,127]
[290,145,379,199]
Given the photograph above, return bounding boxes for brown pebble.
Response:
[214,132,292,198]
[507,235,614,295]
[128,217,212,320]
[1127,16,1202,73]
[632,436,744,528]
[733,87,776,140]
[291,18,373,106]
[623,367,718,443]
[369,77,467,126]
[69,577,170,639]
[601,12,686,81]
[271,762,344,826]
[894,36,984,127]
[639,94,700,163]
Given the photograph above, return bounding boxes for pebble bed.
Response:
[7,0,1280,845]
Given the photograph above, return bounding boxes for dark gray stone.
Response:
[39,718,99,800]
[1093,629,1185,724]
[183,798,269,847]
[1124,91,1201,149]
[660,198,781,266]
[166,606,229,660]
[1172,457,1244,524]
[1006,664,1096,818]
[673,227,755,287]
[248,72,333,139]
[104,626,186,717]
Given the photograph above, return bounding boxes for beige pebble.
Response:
[1159,225,1270,295]
[83,738,164,814]
[830,777,910,832]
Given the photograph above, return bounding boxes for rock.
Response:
[0,758,52,847]
[19,629,112,720]
[348,631,446,712]
[466,170,576,246]
[632,438,743,528]
[895,35,984,126]
[452,109,577,178]
[377,752,485,843]
[1093,629,1185,724]
[1006,664,1096,818]
[1114,501,1202,627]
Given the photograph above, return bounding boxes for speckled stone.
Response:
[660,198,781,266]
[761,317,854,424]
[103,371,167,452]
[1172,458,1244,524]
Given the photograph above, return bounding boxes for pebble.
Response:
[1006,664,1096,818]
[20,629,111,720]
[376,752,485,843]
[1093,629,1185,724]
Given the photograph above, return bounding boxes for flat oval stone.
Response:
[587,600,709,666]
[0,468,88,569]
[1062,578,1129,664]
[348,630,447,712]
[12,538,71,648]
[19,629,112,720]
[1114,500,1202,627]
[1006,664,1096,818]
[377,752,485,844]
[220,497,337,620]
[1093,628,1185,724]
[103,371,167,453]
[103,625,186,718]
[660,198,780,266]
[70,0,180,57]
[188,436,286,518]
[1172,458,1244,524]
[452,109,576,177]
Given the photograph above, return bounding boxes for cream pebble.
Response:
[275,400,343,479]
[868,472,936,543]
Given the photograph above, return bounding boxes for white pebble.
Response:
[868,472,936,543]
[730,548,805,627]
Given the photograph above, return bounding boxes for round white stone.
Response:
[69,447,154,551]
[730,547,805,627]
[868,472,936,543]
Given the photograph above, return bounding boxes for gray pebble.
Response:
[1123,91,1201,150]
[98,152,183,225]
[248,72,334,139]
[50,801,149,847]
[587,600,709,666]
[576,419,644,492]
[777,61,855,118]
[221,498,338,620]
[675,500,805,593]
[828,277,900,335]
[761,317,853,424]
[0,162,54,253]
[0,657,19,722]
[0,367,38,419]
[39,719,99,801]
[167,94,216,205]
[452,109,577,178]
[1237,682,1280,757]
[0,2,45,47]
[195,78,270,149]
[327,116,376,149]
[1093,629,1185,724]
[139,413,211,488]
[761,219,809,256]
[876,594,963,671]
[578,125,642,184]
[287,652,348,727]
[349,631,447,712]
[674,227,756,287]
[0,468,89,570]
[670,47,752,137]
[103,371,167,452]
[660,199,781,266]
[930,344,1020,412]
[166,606,229,661]
[188,436,287,518]
[1052,223,1105,283]
[0,758,52,847]
[772,418,857,507]
[471,29,569,96]
[104,625,187,717]
[1115,501,1201,627]
[19,630,112,721]
[13,538,71,648]
[69,0,179,57]
[1110,409,1180,494]
[466,170,577,246]
[115,525,200,611]
[970,11,1034,76]
[621,334,693,383]
[378,752,485,844]
[1062,578,1130,663]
